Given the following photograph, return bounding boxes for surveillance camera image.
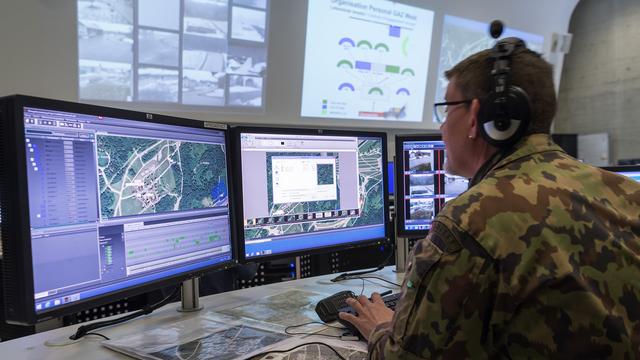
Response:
[78,0,269,109]
[399,138,469,232]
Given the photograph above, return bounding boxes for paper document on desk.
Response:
[102,316,289,360]
[220,289,329,327]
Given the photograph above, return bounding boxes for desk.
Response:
[0,267,403,359]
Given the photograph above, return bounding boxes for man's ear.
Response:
[468,98,481,139]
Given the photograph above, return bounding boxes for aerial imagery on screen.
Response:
[434,15,544,122]
[77,0,268,108]
[97,135,228,219]
[301,0,434,122]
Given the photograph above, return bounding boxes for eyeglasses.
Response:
[433,99,473,123]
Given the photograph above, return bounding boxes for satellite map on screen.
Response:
[97,135,227,218]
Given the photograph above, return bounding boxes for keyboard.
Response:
[336,292,401,339]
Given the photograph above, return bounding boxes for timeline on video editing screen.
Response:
[400,140,468,231]
[239,132,386,258]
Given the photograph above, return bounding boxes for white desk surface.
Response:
[0,267,403,359]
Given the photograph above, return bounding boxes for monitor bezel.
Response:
[1,94,238,324]
[231,126,390,263]
[395,133,443,238]
[600,165,640,174]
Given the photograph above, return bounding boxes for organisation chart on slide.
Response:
[301,0,434,122]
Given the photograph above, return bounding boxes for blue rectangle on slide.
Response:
[355,61,371,70]
[389,25,400,37]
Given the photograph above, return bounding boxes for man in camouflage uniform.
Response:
[339,44,640,358]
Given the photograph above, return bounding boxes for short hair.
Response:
[444,46,557,134]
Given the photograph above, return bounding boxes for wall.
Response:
[0,0,578,157]
[555,0,640,164]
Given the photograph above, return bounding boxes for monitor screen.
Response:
[77,0,269,110]
[234,128,389,260]
[300,0,434,122]
[395,135,469,237]
[601,166,640,182]
[388,161,394,196]
[1,96,234,322]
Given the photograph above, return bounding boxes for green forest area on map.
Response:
[97,135,227,218]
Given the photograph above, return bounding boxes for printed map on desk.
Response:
[249,336,368,360]
[220,289,328,327]
[102,317,289,360]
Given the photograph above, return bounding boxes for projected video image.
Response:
[79,60,132,101]
[78,0,269,108]
[231,6,266,42]
[301,0,434,122]
[184,0,228,40]
[229,75,263,107]
[234,0,266,9]
[409,149,434,172]
[227,45,267,76]
[182,70,226,106]
[138,67,179,102]
[409,198,434,220]
[138,29,179,67]
[434,15,544,120]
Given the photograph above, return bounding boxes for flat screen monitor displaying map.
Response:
[395,135,469,237]
[0,95,234,324]
[601,166,640,182]
[300,0,434,122]
[233,127,389,260]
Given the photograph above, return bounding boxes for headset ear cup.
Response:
[478,86,531,147]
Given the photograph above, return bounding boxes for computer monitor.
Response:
[395,134,469,237]
[601,165,640,182]
[388,161,395,196]
[232,127,389,261]
[0,95,235,325]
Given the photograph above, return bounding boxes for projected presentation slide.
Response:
[434,15,544,122]
[301,0,434,122]
[78,0,268,108]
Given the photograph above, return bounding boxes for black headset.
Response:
[478,21,532,148]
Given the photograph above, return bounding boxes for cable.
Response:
[330,243,395,282]
[352,275,401,288]
[248,341,347,360]
[69,285,181,341]
[84,332,110,340]
[285,321,346,338]
[176,340,202,360]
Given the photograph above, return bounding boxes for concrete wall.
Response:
[555,0,640,164]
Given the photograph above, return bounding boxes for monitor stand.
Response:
[177,277,203,313]
[45,277,204,346]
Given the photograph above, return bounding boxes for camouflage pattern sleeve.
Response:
[368,219,497,359]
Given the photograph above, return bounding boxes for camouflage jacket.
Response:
[369,134,640,359]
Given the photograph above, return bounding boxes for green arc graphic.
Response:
[402,37,409,57]
[336,60,353,68]
[374,43,389,52]
[368,87,384,95]
[401,68,415,76]
[357,40,372,49]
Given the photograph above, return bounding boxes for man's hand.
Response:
[338,292,394,341]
